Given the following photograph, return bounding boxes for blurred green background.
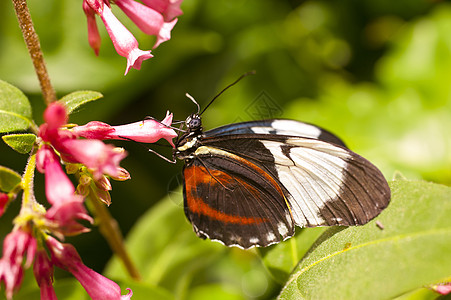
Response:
[1,0,450,299]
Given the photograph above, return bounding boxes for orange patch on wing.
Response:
[184,165,267,224]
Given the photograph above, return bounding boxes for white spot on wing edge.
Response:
[278,222,289,237]
[271,120,322,138]
[249,237,260,244]
[266,232,276,243]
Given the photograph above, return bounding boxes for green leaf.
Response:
[0,165,21,192]
[0,80,32,133]
[259,227,327,284]
[2,133,36,154]
[278,180,451,300]
[59,90,103,114]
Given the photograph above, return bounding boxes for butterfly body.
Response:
[174,114,390,249]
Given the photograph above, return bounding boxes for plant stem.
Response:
[21,152,36,207]
[87,185,141,281]
[12,0,57,104]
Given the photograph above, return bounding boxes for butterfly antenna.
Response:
[185,93,201,114]
[143,116,186,132]
[199,70,256,116]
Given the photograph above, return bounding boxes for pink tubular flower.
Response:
[0,229,37,300]
[115,0,177,48]
[39,103,128,181]
[141,0,183,21]
[83,0,182,73]
[60,139,127,180]
[36,145,93,236]
[33,250,57,300]
[46,236,132,300]
[83,0,101,55]
[84,0,153,75]
[39,103,75,146]
[0,193,9,217]
[100,4,153,74]
[73,111,177,147]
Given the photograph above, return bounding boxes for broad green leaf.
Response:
[259,227,327,284]
[59,90,103,114]
[0,165,21,192]
[2,133,36,154]
[278,180,451,300]
[0,80,32,133]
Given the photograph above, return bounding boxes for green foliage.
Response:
[0,165,21,192]
[59,90,103,115]
[0,80,32,133]
[1,0,450,299]
[278,180,451,299]
[2,133,36,154]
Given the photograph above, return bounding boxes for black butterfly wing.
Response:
[198,134,390,229]
[183,146,295,249]
[205,119,347,147]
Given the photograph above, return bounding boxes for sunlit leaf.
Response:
[259,227,327,284]
[278,180,451,299]
[0,80,32,133]
[2,133,36,154]
[59,90,103,114]
[0,165,21,192]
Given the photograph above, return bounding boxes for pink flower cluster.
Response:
[83,0,183,74]
[0,103,177,299]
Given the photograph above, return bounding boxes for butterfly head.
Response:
[174,114,203,159]
[185,113,202,132]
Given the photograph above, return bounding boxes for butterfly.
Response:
[173,114,391,249]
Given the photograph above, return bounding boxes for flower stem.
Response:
[12,0,57,104]
[21,152,36,207]
[87,186,141,281]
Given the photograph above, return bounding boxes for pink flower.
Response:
[39,103,128,181]
[83,0,101,55]
[92,1,153,75]
[141,0,183,21]
[46,236,132,300]
[115,0,178,48]
[39,103,75,145]
[36,145,93,236]
[0,193,9,217]
[0,229,37,300]
[60,139,127,180]
[73,111,177,147]
[83,0,182,73]
[33,250,57,300]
